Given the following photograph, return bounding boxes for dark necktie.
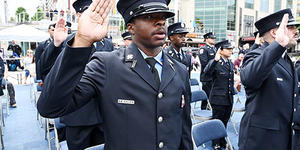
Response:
[177,52,181,62]
[145,58,160,87]
[226,61,230,67]
[284,53,292,71]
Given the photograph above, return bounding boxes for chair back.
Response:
[191,90,207,103]
[190,78,199,86]
[192,119,227,147]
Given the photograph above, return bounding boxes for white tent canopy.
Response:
[0,24,49,42]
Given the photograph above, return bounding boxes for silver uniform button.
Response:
[158,116,163,123]
[295,94,297,98]
[158,92,163,99]
[159,142,164,148]
[292,122,295,126]
[294,108,297,112]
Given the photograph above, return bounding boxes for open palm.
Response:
[275,14,289,47]
[54,18,68,47]
[77,0,113,43]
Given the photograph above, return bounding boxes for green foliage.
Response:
[15,7,29,22]
[31,8,45,21]
[120,20,127,31]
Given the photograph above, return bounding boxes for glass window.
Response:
[245,0,254,9]
[286,0,293,8]
[243,15,254,36]
[260,0,269,12]
[274,0,281,12]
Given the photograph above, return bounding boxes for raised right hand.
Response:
[275,14,289,47]
[254,33,261,45]
[73,0,114,47]
[54,18,68,47]
[215,48,221,61]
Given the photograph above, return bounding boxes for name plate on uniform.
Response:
[118,99,135,105]
[277,78,283,81]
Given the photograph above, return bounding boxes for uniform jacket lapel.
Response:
[220,58,230,71]
[124,43,159,91]
[160,52,176,91]
[169,46,181,62]
[278,57,293,77]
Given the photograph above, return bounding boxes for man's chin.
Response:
[153,40,166,47]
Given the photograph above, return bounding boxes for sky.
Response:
[6,0,40,18]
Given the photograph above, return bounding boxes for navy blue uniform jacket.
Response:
[203,58,234,105]
[198,44,216,82]
[38,34,113,126]
[239,41,299,150]
[164,46,192,76]
[37,39,193,150]
[35,38,52,80]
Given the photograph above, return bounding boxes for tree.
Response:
[15,7,29,23]
[31,8,45,21]
[120,20,127,32]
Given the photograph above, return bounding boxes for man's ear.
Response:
[270,28,277,39]
[127,23,134,35]
[169,35,174,41]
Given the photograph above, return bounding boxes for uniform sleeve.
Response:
[203,59,217,77]
[249,43,259,51]
[199,48,209,72]
[240,41,285,90]
[180,73,193,150]
[38,41,63,81]
[0,58,4,79]
[37,38,106,118]
[35,42,45,80]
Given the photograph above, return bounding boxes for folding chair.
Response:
[192,119,234,150]
[190,78,199,86]
[190,78,201,92]
[0,96,4,150]
[46,118,66,150]
[1,82,10,116]
[190,90,212,123]
[229,87,246,135]
[35,91,43,127]
[85,144,105,150]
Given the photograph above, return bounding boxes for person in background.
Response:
[23,50,34,84]
[249,32,264,51]
[165,22,192,77]
[37,0,113,149]
[233,53,244,71]
[35,23,55,91]
[198,32,217,110]
[7,40,22,57]
[203,40,234,150]
[0,57,16,108]
[239,43,249,54]
[121,31,132,48]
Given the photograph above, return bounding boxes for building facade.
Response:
[194,0,297,45]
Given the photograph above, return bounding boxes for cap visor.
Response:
[137,9,175,19]
[287,21,300,26]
